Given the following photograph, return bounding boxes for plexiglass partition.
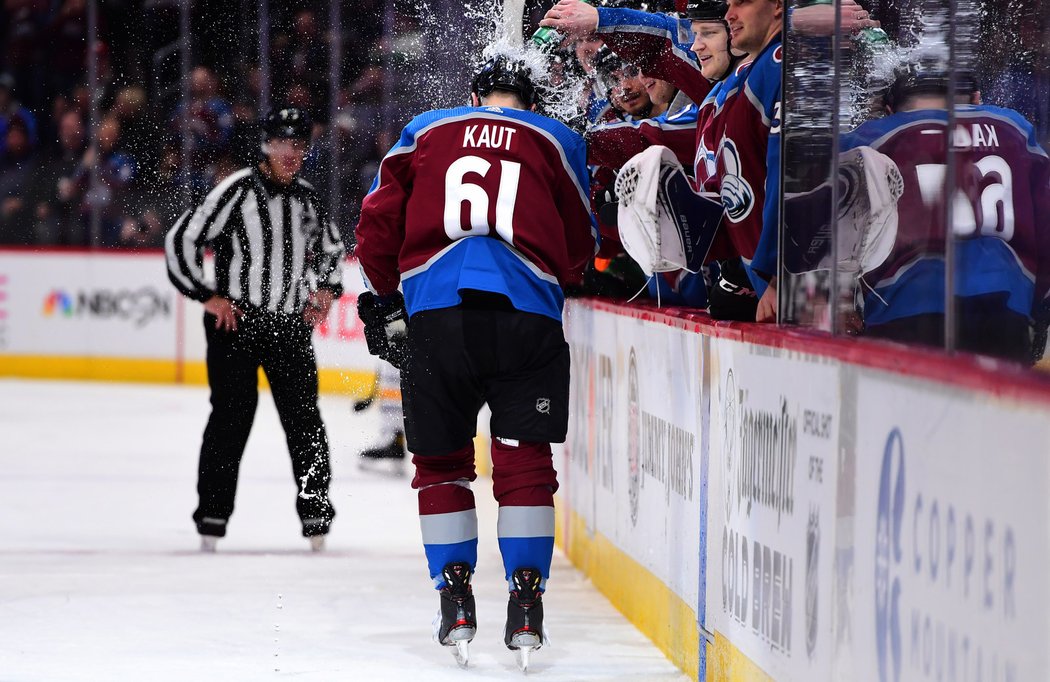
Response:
[781,0,1050,367]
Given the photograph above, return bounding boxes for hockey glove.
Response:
[357,292,408,370]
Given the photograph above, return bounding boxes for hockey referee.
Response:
[164,106,345,552]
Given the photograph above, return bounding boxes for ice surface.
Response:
[0,379,686,681]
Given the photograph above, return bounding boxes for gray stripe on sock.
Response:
[420,509,479,545]
[497,506,555,539]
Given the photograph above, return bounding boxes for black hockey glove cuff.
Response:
[357,292,408,370]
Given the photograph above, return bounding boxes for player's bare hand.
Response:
[792,0,880,37]
[540,0,599,39]
[303,289,335,327]
[755,280,778,323]
[204,295,243,331]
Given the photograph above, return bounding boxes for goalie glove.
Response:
[356,292,408,370]
[615,145,723,276]
[783,145,903,276]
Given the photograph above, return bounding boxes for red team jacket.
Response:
[355,106,598,322]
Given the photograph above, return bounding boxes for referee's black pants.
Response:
[193,311,335,538]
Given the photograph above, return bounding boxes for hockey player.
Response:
[841,68,1050,363]
[542,0,878,321]
[353,56,597,670]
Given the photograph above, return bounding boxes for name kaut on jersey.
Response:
[463,124,517,152]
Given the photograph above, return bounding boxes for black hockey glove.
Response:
[707,259,759,322]
[357,292,408,370]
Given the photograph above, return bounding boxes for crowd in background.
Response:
[0,0,430,248]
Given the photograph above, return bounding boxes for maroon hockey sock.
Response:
[490,439,559,507]
[412,444,478,516]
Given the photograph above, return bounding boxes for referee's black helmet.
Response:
[263,106,312,142]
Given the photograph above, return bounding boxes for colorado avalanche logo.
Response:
[718,137,755,223]
[695,138,717,184]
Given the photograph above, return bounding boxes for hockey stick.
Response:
[353,370,381,412]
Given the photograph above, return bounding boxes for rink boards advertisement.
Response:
[704,339,840,681]
[841,373,1050,682]
[563,301,706,679]
[561,298,1050,682]
[0,249,376,392]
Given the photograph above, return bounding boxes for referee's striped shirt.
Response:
[165,167,346,314]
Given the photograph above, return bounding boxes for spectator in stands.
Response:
[178,65,234,159]
[0,117,36,244]
[46,0,89,98]
[288,9,328,101]
[79,115,136,246]
[111,86,157,172]
[1,0,48,109]
[30,110,87,245]
[0,73,37,156]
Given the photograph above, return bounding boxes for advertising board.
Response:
[844,374,1050,682]
[565,303,705,608]
[706,339,840,680]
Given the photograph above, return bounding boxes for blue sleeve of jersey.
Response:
[588,102,698,135]
[748,48,783,284]
[750,115,781,284]
[598,7,690,45]
[597,7,696,59]
[662,102,700,125]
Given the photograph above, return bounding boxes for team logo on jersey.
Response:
[718,137,755,223]
[773,45,783,63]
[536,398,550,414]
[696,137,717,182]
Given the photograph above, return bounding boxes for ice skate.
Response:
[505,567,547,672]
[433,561,476,668]
[358,430,407,477]
[199,535,218,553]
[308,535,326,552]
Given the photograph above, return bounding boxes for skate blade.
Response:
[515,645,535,673]
[452,639,470,668]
